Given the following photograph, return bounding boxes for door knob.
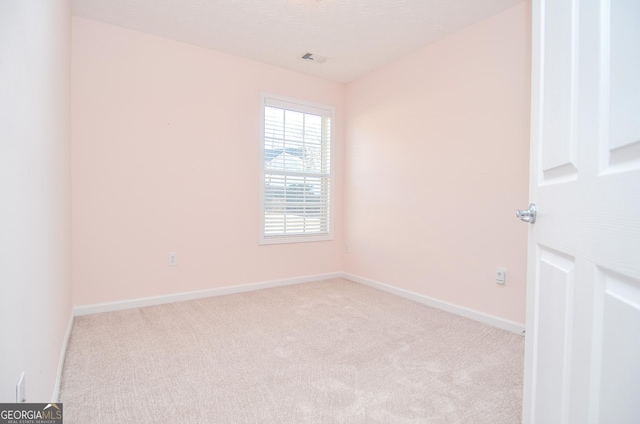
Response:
[516,203,537,224]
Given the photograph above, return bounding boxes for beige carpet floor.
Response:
[60,279,524,423]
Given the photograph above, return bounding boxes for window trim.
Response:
[259,92,335,245]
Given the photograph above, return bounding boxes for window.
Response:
[260,94,334,244]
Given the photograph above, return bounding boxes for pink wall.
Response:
[344,3,531,323]
[72,17,345,306]
[72,4,530,324]
[0,1,72,401]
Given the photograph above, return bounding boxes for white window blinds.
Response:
[261,95,333,243]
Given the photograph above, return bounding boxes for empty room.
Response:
[1,0,638,423]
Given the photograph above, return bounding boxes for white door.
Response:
[522,0,640,423]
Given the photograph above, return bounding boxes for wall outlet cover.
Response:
[496,268,507,284]
[16,372,25,403]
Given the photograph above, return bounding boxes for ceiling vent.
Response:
[301,52,328,63]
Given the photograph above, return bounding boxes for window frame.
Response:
[259,93,335,245]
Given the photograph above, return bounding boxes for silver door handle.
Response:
[516,203,537,224]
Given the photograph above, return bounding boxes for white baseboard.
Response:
[52,309,74,402]
[342,273,525,335]
[72,271,524,335]
[74,272,342,316]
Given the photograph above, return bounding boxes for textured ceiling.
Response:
[71,0,523,83]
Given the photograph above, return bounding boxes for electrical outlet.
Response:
[168,252,178,267]
[16,372,25,403]
[496,268,507,284]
